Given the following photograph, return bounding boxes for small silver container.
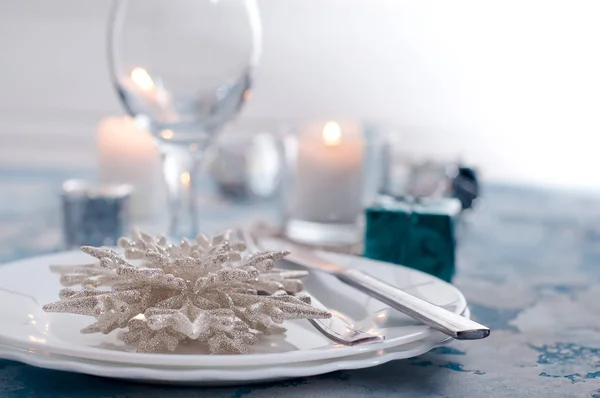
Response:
[61,179,133,248]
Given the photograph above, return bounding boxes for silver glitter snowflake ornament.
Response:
[43,230,331,354]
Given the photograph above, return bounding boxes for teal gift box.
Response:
[363,196,461,282]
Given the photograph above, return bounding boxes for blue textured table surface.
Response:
[1,168,600,397]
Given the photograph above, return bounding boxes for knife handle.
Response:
[336,269,490,340]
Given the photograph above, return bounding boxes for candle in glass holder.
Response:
[284,121,365,245]
[97,116,164,219]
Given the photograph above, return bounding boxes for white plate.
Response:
[0,308,470,386]
[0,250,466,368]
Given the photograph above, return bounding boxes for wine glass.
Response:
[107,0,261,238]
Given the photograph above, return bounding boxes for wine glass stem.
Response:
[161,145,203,239]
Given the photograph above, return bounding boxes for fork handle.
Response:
[337,269,490,340]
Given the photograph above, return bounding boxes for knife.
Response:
[259,237,490,340]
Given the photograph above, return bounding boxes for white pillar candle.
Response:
[288,121,365,223]
[97,116,164,220]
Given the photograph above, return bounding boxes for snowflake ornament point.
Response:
[44,231,330,354]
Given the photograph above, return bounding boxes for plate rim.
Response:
[0,250,467,367]
[0,335,459,384]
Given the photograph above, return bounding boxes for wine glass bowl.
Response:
[108,0,261,236]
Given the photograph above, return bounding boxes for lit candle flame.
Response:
[161,129,174,140]
[130,67,155,92]
[180,172,191,185]
[322,121,342,146]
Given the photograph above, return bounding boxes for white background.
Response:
[1,0,599,189]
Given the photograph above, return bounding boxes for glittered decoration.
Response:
[43,230,331,354]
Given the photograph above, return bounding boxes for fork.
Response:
[240,229,384,346]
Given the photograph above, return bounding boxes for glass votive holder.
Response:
[209,120,282,200]
[373,123,480,210]
[280,121,384,246]
[373,124,456,198]
[61,179,133,248]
